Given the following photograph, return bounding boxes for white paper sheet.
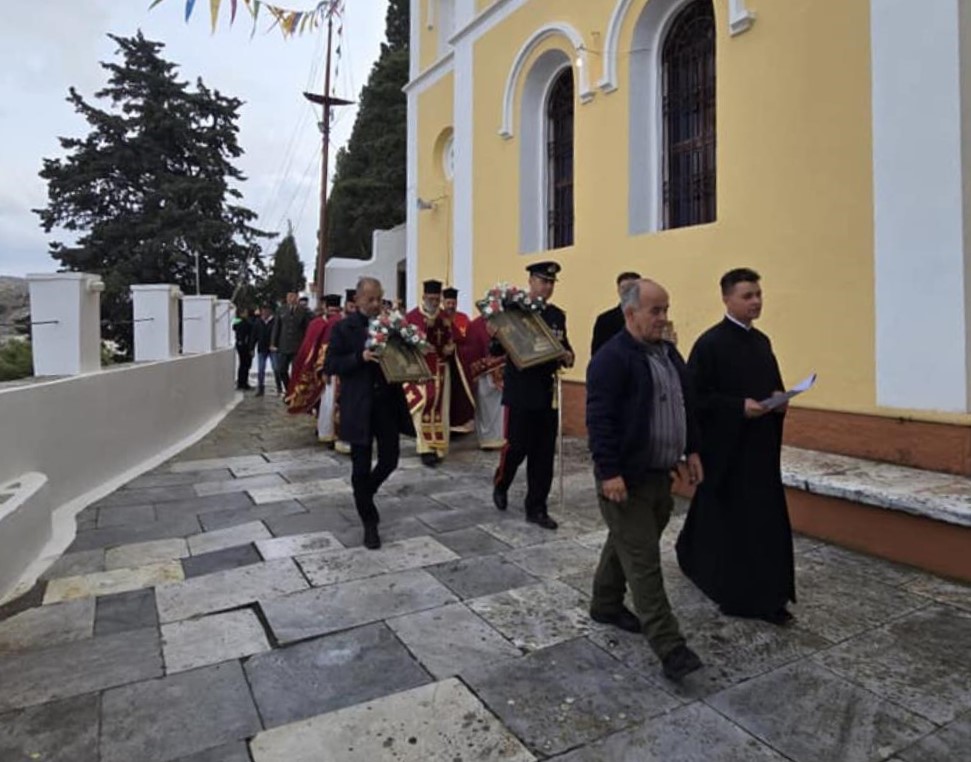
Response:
[759,372,817,410]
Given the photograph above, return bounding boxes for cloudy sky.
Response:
[0,0,386,278]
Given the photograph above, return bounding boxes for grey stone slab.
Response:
[332,515,432,548]
[427,554,539,599]
[0,598,95,653]
[67,514,202,552]
[153,492,256,521]
[162,609,270,674]
[40,549,105,580]
[249,677,535,762]
[0,694,100,762]
[478,518,589,548]
[255,530,343,560]
[232,458,341,478]
[187,521,272,555]
[97,485,198,508]
[465,637,680,757]
[173,742,251,762]
[156,558,308,623]
[194,473,287,497]
[95,589,158,636]
[181,544,263,579]
[245,622,431,728]
[814,604,971,724]
[416,506,503,533]
[295,536,458,587]
[0,627,162,712]
[262,569,458,644]
[427,489,499,512]
[199,499,305,531]
[708,661,934,762]
[280,465,348,483]
[434,526,513,557]
[589,605,830,699]
[906,575,971,613]
[263,508,355,538]
[169,454,268,473]
[77,516,98,531]
[260,447,327,463]
[97,502,156,528]
[791,554,930,642]
[551,701,788,762]
[125,468,234,490]
[104,538,189,570]
[248,478,351,505]
[807,544,925,588]
[293,491,359,513]
[504,540,601,579]
[895,710,971,762]
[100,661,262,762]
[467,580,594,652]
[388,602,521,679]
[43,561,183,603]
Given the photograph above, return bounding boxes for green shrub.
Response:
[0,339,33,381]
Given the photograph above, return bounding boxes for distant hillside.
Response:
[0,277,29,341]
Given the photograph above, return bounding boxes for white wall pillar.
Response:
[214,300,233,350]
[871,0,971,412]
[182,295,216,354]
[452,33,475,315]
[130,284,181,362]
[26,273,104,377]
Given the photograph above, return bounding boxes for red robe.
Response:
[404,306,452,452]
[447,311,476,431]
[460,315,506,387]
[285,314,339,415]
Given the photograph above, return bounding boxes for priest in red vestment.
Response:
[461,315,507,449]
[442,287,475,434]
[285,294,343,443]
[405,279,453,467]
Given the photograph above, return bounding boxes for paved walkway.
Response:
[1,394,970,761]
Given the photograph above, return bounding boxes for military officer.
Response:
[492,261,574,529]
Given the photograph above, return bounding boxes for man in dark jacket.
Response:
[323,277,409,550]
[586,278,704,682]
[271,291,311,390]
[590,271,641,357]
[232,307,254,391]
[252,304,282,397]
[492,261,574,529]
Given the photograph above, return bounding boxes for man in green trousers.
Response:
[585,278,704,681]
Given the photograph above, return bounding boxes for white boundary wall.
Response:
[0,350,238,601]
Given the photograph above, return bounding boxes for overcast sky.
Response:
[0,0,386,279]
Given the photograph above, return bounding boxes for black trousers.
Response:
[494,406,557,516]
[350,390,400,527]
[276,351,296,389]
[235,347,252,389]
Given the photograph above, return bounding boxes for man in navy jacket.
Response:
[323,277,410,550]
[586,278,704,682]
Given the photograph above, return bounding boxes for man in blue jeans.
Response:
[252,304,282,397]
[586,278,704,682]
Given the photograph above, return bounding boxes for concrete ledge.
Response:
[0,473,50,597]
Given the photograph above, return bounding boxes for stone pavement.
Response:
[2,394,971,761]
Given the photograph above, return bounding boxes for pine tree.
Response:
[34,32,270,353]
[264,221,305,303]
[326,0,409,260]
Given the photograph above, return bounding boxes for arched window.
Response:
[546,69,575,249]
[661,0,716,229]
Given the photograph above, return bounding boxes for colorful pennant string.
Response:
[150,0,344,38]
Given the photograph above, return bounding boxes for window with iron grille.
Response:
[662,0,716,229]
[546,69,574,249]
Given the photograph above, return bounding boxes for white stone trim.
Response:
[600,0,752,93]
[499,22,593,140]
[406,87,419,309]
[871,0,970,412]
[403,51,455,95]
[453,40,475,314]
[426,0,435,30]
[411,0,421,81]
[728,0,756,36]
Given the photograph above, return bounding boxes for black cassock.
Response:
[676,318,795,616]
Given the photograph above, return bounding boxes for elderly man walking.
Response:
[586,278,704,681]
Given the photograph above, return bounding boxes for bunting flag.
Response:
[151,0,344,38]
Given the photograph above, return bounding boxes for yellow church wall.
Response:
[448,0,966,423]
[416,73,455,289]
[418,2,442,73]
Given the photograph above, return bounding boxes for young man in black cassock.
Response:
[675,268,796,625]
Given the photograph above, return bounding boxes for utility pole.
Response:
[304,12,353,301]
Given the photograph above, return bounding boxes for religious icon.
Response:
[489,308,566,370]
[378,334,433,383]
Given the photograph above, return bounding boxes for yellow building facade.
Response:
[405,0,971,469]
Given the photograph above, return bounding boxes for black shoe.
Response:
[363,524,381,550]
[759,608,795,626]
[590,606,641,634]
[493,486,508,511]
[420,453,439,468]
[662,644,703,681]
[255,388,265,397]
[526,513,558,530]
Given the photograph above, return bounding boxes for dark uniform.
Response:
[493,262,573,529]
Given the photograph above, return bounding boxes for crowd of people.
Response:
[230,264,794,684]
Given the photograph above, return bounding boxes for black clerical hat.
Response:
[345,289,356,302]
[442,287,458,299]
[423,279,443,295]
[323,294,341,307]
[526,261,561,282]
